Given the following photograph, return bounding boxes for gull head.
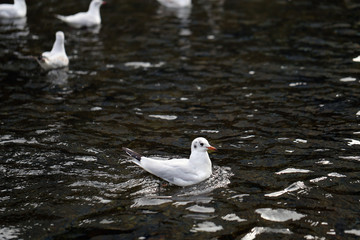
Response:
[15,0,26,5]
[91,0,106,8]
[191,137,216,153]
[56,31,65,42]
[14,0,27,17]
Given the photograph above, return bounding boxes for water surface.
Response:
[1,0,360,239]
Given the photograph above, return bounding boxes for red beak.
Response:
[207,146,217,151]
[102,1,106,5]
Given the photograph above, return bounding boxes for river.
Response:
[1,0,360,239]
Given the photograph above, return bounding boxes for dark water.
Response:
[1,0,360,239]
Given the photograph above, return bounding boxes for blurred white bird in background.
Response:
[0,0,26,18]
[56,0,106,28]
[36,31,69,71]
[123,137,216,187]
[353,55,360,62]
[157,0,191,8]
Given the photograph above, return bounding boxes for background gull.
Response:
[0,0,26,19]
[56,0,106,28]
[35,31,69,71]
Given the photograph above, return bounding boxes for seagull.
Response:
[35,31,69,71]
[56,0,106,28]
[0,0,26,18]
[123,137,216,187]
[353,56,360,62]
[157,0,191,8]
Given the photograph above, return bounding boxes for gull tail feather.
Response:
[55,14,67,22]
[123,147,142,164]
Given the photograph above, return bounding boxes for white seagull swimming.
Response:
[56,0,106,28]
[36,31,69,71]
[123,137,216,187]
[157,0,191,8]
[0,0,26,18]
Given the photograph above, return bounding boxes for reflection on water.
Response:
[0,227,20,240]
[255,208,306,222]
[124,61,165,69]
[190,221,223,233]
[156,2,192,36]
[0,17,27,30]
[242,227,292,240]
[131,197,173,208]
[200,0,224,39]
[221,213,246,222]
[157,5,191,23]
[265,181,308,197]
[1,0,360,239]
[46,69,69,86]
[130,165,233,203]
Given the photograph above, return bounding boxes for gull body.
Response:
[123,137,216,187]
[56,0,105,28]
[36,31,69,71]
[157,0,191,8]
[0,0,26,18]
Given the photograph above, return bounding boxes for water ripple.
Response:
[1,0,360,239]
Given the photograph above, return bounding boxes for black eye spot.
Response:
[194,144,197,148]
[200,142,204,147]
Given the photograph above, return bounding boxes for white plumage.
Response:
[157,0,191,8]
[36,31,69,71]
[123,137,216,187]
[0,0,26,18]
[56,0,105,28]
